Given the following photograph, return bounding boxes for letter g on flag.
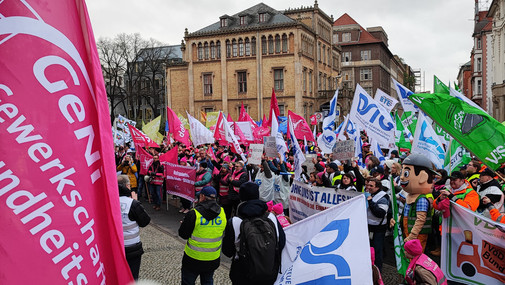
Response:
[299,219,351,284]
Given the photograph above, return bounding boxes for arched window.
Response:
[232,39,238,57]
[261,36,267,55]
[216,41,221,59]
[245,38,250,56]
[204,42,209,59]
[238,38,244,56]
[226,40,231,58]
[251,37,256,56]
[275,34,280,53]
[197,43,203,60]
[282,34,288,53]
[210,41,215,59]
[268,35,274,54]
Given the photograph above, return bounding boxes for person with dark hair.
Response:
[147,154,164,211]
[228,161,248,216]
[365,177,389,272]
[194,162,213,205]
[222,182,285,285]
[476,168,504,218]
[118,175,151,281]
[337,172,357,191]
[178,186,226,285]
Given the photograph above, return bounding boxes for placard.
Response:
[248,144,264,164]
[264,136,278,157]
[303,154,316,174]
[332,140,355,161]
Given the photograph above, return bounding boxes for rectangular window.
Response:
[226,42,231,58]
[204,107,214,113]
[342,52,351,62]
[361,50,371,61]
[278,104,285,116]
[360,68,372,81]
[239,41,244,56]
[309,70,313,93]
[203,74,213,96]
[238,71,247,93]
[364,87,373,96]
[220,18,227,27]
[477,58,482,72]
[342,32,351,42]
[274,69,284,91]
[245,41,250,56]
[268,37,274,54]
[344,71,350,81]
[259,13,266,23]
[477,38,482,49]
[262,37,267,55]
[303,69,307,92]
[477,79,482,94]
[210,44,216,59]
[240,16,246,25]
[232,41,238,57]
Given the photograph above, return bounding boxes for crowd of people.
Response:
[114,130,505,284]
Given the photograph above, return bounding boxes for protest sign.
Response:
[289,181,362,223]
[264,136,278,157]
[303,154,316,174]
[164,163,196,201]
[0,1,132,283]
[332,140,355,161]
[248,144,264,165]
[442,202,505,284]
[276,195,371,284]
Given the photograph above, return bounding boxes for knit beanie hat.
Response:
[239,182,259,201]
[266,200,274,212]
[272,203,284,215]
[404,239,423,256]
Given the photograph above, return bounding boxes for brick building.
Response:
[333,13,410,115]
[488,0,505,121]
[165,2,339,122]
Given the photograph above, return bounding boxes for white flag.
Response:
[288,117,306,180]
[322,89,339,131]
[411,112,445,169]
[272,113,288,159]
[349,84,395,145]
[392,78,418,113]
[187,112,214,147]
[374,88,398,113]
[275,195,372,285]
[223,113,247,161]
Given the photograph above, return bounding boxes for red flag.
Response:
[234,122,248,145]
[0,1,132,283]
[264,89,280,128]
[213,112,227,145]
[238,103,258,128]
[136,146,154,175]
[310,115,317,125]
[288,111,316,142]
[227,113,233,123]
[207,146,217,161]
[127,123,159,148]
[159,146,178,164]
[167,106,191,146]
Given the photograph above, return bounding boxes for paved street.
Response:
[137,196,404,284]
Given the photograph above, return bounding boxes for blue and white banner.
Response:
[288,181,362,223]
[272,113,288,159]
[322,89,339,131]
[411,112,445,169]
[288,117,306,181]
[317,129,336,154]
[349,84,395,145]
[392,78,418,113]
[375,88,398,113]
[370,138,386,165]
[276,194,371,285]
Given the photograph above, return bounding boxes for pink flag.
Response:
[227,113,233,123]
[264,89,280,128]
[213,112,227,145]
[288,111,316,142]
[207,147,217,161]
[167,106,191,146]
[128,123,159,148]
[136,146,154,175]
[310,115,317,125]
[0,1,132,284]
[234,122,248,145]
[159,147,178,164]
[239,103,258,128]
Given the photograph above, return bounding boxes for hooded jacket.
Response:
[178,199,224,272]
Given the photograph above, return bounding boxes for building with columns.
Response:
[488,0,505,121]
[165,2,339,122]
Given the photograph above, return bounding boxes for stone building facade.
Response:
[488,0,505,121]
[165,2,339,122]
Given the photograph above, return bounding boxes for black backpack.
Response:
[238,212,281,282]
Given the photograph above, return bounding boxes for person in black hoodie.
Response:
[222,182,286,285]
[178,186,227,285]
[118,175,151,281]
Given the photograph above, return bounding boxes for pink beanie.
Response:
[180,157,187,163]
[266,200,274,212]
[404,239,423,256]
[272,203,284,215]
[317,172,324,179]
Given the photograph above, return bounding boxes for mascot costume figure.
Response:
[399,153,437,251]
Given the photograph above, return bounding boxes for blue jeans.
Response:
[370,230,386,272]
[137,175,146,197]
[181,267,214,285]
[149,183,161,206]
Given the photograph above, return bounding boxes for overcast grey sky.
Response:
[87,0,483,93]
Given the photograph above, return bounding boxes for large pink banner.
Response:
[164,162,196,201]
[0,1,132,284]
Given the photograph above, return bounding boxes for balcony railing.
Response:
[317,90,337,99]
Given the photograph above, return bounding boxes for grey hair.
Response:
[117,175,130,187]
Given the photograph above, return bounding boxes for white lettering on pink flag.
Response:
[0,1,132,284]
[164,163,196,201]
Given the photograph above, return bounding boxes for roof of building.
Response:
[189,3,296,37]
[474,11,493,35]
[137,45,182,62]
[333,13,382,45]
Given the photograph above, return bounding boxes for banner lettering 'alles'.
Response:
[164,163,196,201]
[0,1,132,284]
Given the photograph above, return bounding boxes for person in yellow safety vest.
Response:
[466,161,481,189]
[179,186,227,285]
[323,162,342,187]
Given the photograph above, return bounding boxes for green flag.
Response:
[454,81,461,92]
[444,138,471,172]
[395,112,412,150]
[434,75,450,94]
[400,111,417,136]
[391,177,409,276]
[409,92,505,170]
